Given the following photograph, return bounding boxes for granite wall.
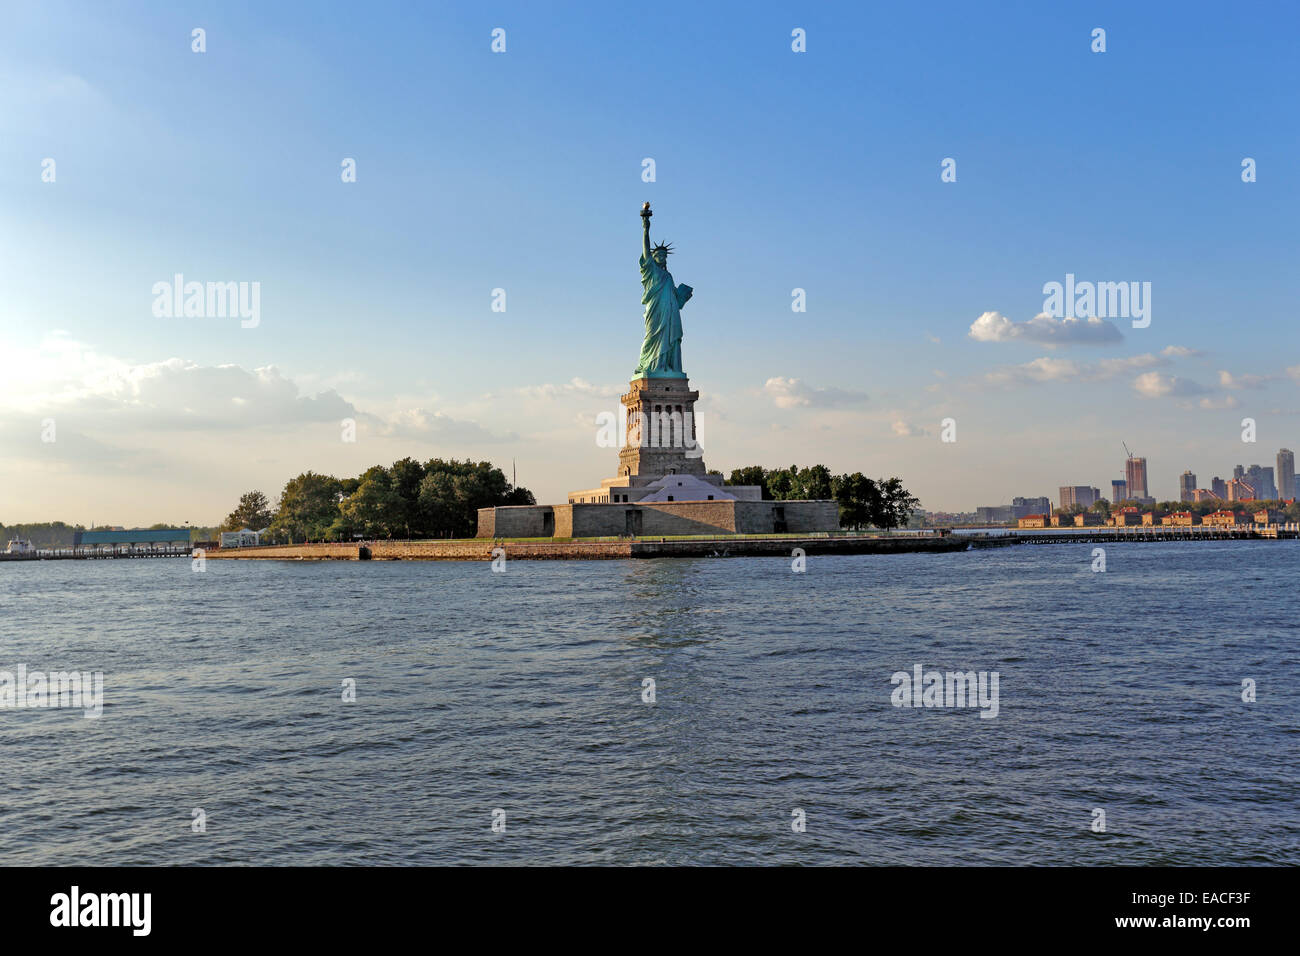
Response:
[477,499,841,537]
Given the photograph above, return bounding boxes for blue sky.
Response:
[2,0,1299,523]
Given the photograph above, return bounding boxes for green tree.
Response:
[795,464,833,501]
[257,460,532,542]
[388,456,427,537]
[829,473,920,529]
[417,470,458,536]
[269,472,343,542]
[728,466,771,499]
[338,466,405,538]
[870,477,921,529]
[729,464,919,529]
[503,485,536,506]
[0,521,83,549]
[767,465,797,501]
[221,490,274,532]
[415,459,532,537]
[832,472,876,529]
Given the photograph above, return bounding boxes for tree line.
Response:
[0,521,84,548]
[224,458,535,542]
[727,465,920,530]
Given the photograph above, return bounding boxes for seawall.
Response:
[202,534,969,562]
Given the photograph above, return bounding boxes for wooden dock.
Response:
[0,546,193,561]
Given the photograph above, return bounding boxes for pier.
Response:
[955,526,1298,546]
[0,527,196,561]
[0,545,193,561]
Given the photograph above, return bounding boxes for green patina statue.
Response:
[635,203,692,379]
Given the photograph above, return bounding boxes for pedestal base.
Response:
[616,376,706,479]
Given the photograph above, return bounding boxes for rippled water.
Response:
[1,542,1296,865]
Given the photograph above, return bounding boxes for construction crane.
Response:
[1122,441,1133,459]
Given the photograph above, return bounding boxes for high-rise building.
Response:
[1059,486,1100,510]
[1211,476,1228,499]
[975,506,1013,524]
[1227,478,1256,502]
[1125,456,1149,501]
[1233,464,1245,481]
[1261,466,1277,500]
[976,498,1052,523]
[1278,448,1296,500]
[1011,496,1052,517]
[1179,470,1196,501]
[1245,465,1276,501]
[1111,479,1128,502]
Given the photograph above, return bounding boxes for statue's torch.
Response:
[641,202,652,220]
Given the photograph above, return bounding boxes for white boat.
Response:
[4,538,36,555]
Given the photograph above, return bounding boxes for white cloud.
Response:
[0,415,134,469]
[983,353,1164,388]
[1161,345,1201,358]
[0,333,499,439]
[69,359,355,429]
[375,407,509,443]
[1218,370,1268,390]
[891,420,926,437]
[1133,371,1212,399]
[1094,355,1167,377]
[968,311,1123,347]
[763,376,867,409]
[985,357,1083,385]
[515,377,622,401]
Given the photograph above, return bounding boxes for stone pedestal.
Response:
[617,376,706,478]
[565,374,761,505]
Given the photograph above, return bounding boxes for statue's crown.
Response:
[652,240,674,256]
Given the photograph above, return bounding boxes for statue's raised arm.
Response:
[640,202,653,261]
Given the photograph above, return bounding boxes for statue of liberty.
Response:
[635,203,692,378]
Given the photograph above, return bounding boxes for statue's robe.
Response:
[636,253,692,377]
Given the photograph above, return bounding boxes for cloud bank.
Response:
[968,311,1124,348]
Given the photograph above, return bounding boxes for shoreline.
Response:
[201,534,968,561]
[199,526,1297,561]
[5,527,1294,563]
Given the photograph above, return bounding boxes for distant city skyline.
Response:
[963,445,1297,520]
